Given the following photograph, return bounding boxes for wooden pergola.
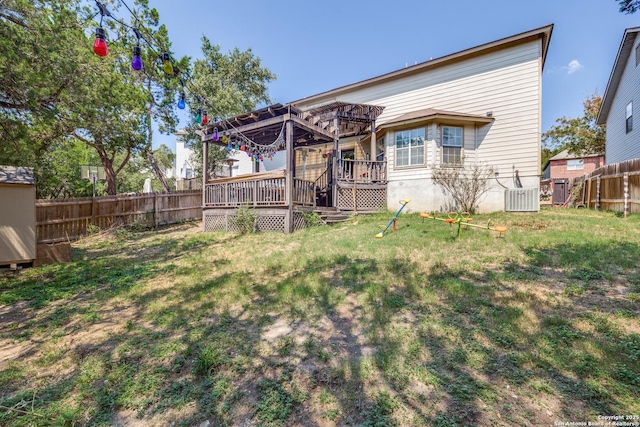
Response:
[200,102,385,233]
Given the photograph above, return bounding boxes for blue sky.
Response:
[146,0,639,151]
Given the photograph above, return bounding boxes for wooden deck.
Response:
[204,170,315,208]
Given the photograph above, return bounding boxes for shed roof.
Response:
[596,26,640,125]
[0,166,34,185]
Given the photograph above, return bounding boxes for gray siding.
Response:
[606,38,640,164]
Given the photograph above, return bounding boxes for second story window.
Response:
[567,159,584,170]
[627,102,633,134]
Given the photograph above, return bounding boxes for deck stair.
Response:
[313,207,349,225]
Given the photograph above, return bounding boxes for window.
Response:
[442,126,463,165]
[636,44,640,66]
[395,128,425,166]
[627,102,633,134]
[567,159,584,170]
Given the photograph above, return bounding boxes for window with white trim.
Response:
[442,126,463,165]
[395,128,424,166]
[566,159,584,170]
[626,102,633,134]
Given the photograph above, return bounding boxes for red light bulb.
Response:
[202,110,209,125]
[93,27,108,57]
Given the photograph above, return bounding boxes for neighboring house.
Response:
[174,129,196,180]
[544,149,604,180]
[174,129,253,184]
[291,24,553,213]
[597,26,640,164]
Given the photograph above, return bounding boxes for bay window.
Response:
[395,128,425,167]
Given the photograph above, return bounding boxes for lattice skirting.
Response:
[336,186,386,212]
[203,208,311,234]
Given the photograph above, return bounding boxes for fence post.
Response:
[154,192,160,229]
[624,172,629,218]
[91,197,97,227]
[596,176,601,210]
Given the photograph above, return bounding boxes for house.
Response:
[174,129,253,190]
[597,26,640,164]
[544,149,604,180]
[200,24,552,233]
[174,129,196,181]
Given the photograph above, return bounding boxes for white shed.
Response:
[0,166,36,266]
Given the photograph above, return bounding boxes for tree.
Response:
[432,162,495,214]
[543,94,605,156]
[113,0,189,192]
[116,143,175,193]
[0,0,93,187]
[1,0,185,196]
[182,37,276,178]
[616,0,640,13]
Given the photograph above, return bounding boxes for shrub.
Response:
[432,161,494,214]
[232,204,257,234]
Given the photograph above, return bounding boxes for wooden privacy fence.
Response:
[36,190,202,243]
[570,158,640,217]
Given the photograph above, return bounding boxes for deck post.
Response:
[333,116,339,208]
[285,120,294,233]
[370,118,376,161]
[202,140,209,207]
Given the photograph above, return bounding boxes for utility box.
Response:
[0,166,36,266]
[505,188,540,212]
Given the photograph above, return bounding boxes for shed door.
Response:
[552,179,569,205]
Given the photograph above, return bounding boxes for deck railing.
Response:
[336,159,387,183]
[293,178,315,206]
[204,174,316,207]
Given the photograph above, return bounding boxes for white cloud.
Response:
[563,59,584,75]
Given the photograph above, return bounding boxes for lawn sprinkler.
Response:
[419,211,507,238]
[375,198,410,238]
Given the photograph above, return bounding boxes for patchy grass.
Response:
[1,209,639,426]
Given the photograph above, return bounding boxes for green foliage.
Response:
[617,0,640,13]
[543,94,605,156]
[431,161,494,213]
[361,391,399,427]
[255,380,293,427]
[232,204,257,234]
[182,38,276,177]
[302,211,325,227]
[194,345,227,376]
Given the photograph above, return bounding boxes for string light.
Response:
[131,45,142,70]
[177,92,186,110]
[202,110,209,125]
[93,2,110,57]
[93,27,108,57]
[130,28,143,70]
[162,52,174,75]
[195,108,202,124]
